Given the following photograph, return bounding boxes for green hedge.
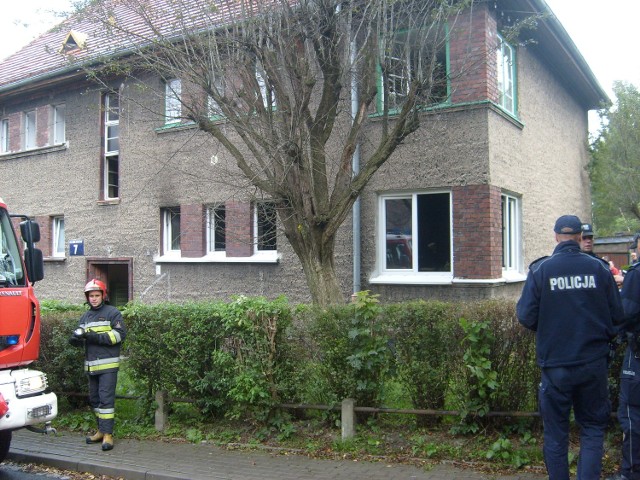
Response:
[37,294,545,426]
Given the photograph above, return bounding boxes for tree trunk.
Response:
[286,227,346,306]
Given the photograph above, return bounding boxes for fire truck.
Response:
[0,198,57,461]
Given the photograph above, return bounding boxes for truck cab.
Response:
[0,199,57,461]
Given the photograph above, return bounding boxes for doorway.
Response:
[86,257,133,308]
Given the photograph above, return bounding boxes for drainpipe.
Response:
[351,38,361,295]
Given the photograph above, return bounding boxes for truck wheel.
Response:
[0,430,12,462]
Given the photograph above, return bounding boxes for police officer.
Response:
[608,235,640,480]
[582,223,624,287]
[517,215,624,480]
[69,279,126,451]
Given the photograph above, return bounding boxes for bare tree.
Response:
[75,0,471,305]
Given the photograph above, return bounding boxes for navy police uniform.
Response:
[615,261,640,480]
[517,238,624,480]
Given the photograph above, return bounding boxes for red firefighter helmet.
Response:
[84,279,108,299]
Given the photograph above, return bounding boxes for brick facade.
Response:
[225,201,253,257]
[449,4,498,104]
[452,184,502,279]
[180,204,206,257]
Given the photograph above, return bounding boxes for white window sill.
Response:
[370,271,526,285]
[44,256,66,263]
[155,251,279,264]
[369,272,454,285]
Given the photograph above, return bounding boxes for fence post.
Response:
[155,390,168,432]
[341,398,355,440]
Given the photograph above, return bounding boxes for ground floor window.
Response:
[501,193,522,273]
[380,191,451,274]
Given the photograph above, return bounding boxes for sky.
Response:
[0,1,638,127]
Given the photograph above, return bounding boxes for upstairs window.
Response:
[255,202,277,252]
[52,216,65,258]
[207,75,225,118]
[378,29,449,113]
[256,61,276,110]
[0,119,8,153]
[379,192,451,275]
[207,204,226,252]
[53,104,66,144]
[102,92,120,200]
[497,34,516,115]
[501,193,522,273]
[24,110,36,149]
[165,79,182,124]
[162,207,181,254]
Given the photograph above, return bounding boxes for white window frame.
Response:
[162,207,181,256]
[501,193,523,279]
[371,191,453,285]
[256,62,276,109]
[497,34,516,115]
[53,104,66,144]
[0,119,8,153]
[103,92,120,200]
[24,110,36,149]
[52,216,65,258]
[165,79,182,124]
[253,202,278,260]
[206,204,226,257]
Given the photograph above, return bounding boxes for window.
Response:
[165,79,182,123]
[52,216,65,258]
[207,75,225,118]
[53,104,66,144]
[501,193,522,273]
[377,29,448,112]
[207,204,226,252]
[0,119,8,153]
[255,202,277,252]
[379,192,451,274]
[24,110,36,149]
[497,34,516,115]
[102,92,120,199]
[162,207,181,254]
[256,62,276,109]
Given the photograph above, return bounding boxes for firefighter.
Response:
[69,279,126,451]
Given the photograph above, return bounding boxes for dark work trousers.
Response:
[618,347,640,480]
[539,356,610,480]
[88,371,118,435]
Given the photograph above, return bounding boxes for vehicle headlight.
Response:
[14,371,48,397]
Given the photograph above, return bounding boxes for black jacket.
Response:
[78,303,126,375]
[516,240,624,368]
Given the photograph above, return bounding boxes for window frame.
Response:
[497,34,517,116]
[376,27,450,114]
[102,92,120,200]
[0,119,8,153]
[371,190,453,285]
[52,216,65,258]
[24,110,36,149]
[165,78,182,124]
[53,104,66,145]
[501,193,523,278]
[206,204,226,256]
[254,202,277,254]
[161,207,181,256]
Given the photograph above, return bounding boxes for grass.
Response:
[50,366,624,476]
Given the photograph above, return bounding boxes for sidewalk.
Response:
[8,429,547,480]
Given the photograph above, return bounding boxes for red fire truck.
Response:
[0,198,57,460]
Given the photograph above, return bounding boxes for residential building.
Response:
[0,0,606,305]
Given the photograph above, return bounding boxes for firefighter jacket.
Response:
[516,240,624,368]
[78,303,126,375]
